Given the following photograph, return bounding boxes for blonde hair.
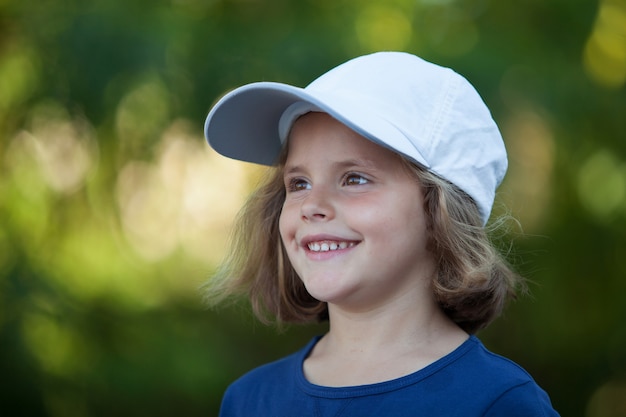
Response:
[204,151,524,334]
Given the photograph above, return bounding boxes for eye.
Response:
[343,173,369,186]
[286,177,311,192]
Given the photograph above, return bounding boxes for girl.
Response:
[203,52,559,416]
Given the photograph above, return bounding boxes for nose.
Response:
[300,185,335,222]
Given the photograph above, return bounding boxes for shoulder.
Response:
[482,381,560,416]
[218,337,318,417]
[226,345,302,395]
[457,337,540,383]
[455,337,559,416]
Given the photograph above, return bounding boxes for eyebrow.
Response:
[283,158,379,176]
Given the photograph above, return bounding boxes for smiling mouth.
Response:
[307,240,357,252]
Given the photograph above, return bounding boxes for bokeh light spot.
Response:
[356,5,413,52]
[21,312,90,378]
[422,6,479,57]
[577,149,626,219]
[25,101,98,194]
[115,74,170,147]
[116,120,249,264]
[500,107,555,231]
[583,0,626,88]
[586,380,626,417]
[0,42,39,110]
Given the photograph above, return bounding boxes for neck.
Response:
[302,292,469,387]
[320,291,467,359]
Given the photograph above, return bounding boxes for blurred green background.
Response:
[1,0,625,416]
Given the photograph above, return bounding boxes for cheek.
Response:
[375,202,428,243]
[278,203,293,241]
[353,200,398,229]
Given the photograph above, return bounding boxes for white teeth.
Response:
[307,241,354,252]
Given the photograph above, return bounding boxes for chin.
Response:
[302,281,351,305]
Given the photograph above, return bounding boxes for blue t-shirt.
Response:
[219,335,559,416]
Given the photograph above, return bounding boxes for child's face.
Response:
[279,112,436,311]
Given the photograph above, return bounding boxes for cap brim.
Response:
[205,81,428,168]
[204,83,302,165]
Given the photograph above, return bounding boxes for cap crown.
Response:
[284,52,507,223]
[205,52,508,224]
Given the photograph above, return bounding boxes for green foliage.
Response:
[1,0,626,416]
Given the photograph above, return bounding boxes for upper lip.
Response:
[299,233,360,247]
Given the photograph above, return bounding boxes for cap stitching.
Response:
[427,70,459,164]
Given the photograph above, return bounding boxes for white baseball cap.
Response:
[204,51,507,224]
